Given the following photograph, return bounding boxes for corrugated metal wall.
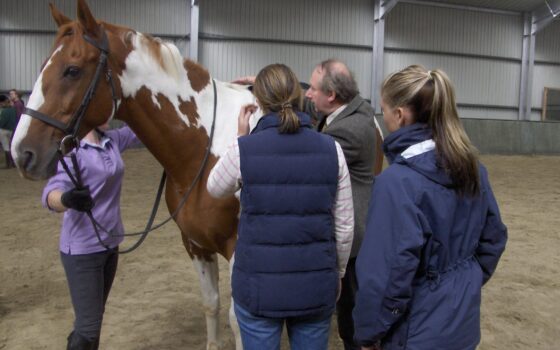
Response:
[532,21,560,120]
[1,0,558,123]
[385,3,524,120]
[198,0,374,97]
[0,0,190,91]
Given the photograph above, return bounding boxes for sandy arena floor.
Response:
[1,149,559,349]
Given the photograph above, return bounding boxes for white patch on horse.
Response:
[194,81,260,157]
[228,253,243,350]
[11,45,64,159]
[119,33,196,126]
[119,32,261,157]
[192,256,221,350]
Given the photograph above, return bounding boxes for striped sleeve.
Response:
[207,140,242,198]
[333,141,354,278]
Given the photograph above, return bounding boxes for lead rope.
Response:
[59,79,219,254]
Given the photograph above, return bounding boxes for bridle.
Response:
[24,29,219,254]
[24,29,119,156]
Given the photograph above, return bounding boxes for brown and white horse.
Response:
[11,0,257,348]
[11,0,385,348]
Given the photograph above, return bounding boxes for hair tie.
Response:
[281,102,292,110]
[427,70,434,80]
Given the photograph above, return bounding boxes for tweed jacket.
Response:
[316,95,377,257]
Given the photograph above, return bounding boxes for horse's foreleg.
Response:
[228,253,243,350]
[193,254,221,350]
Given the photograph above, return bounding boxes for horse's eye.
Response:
[64,66,81,79]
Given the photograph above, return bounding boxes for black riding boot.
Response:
[7,151,14,168]
[66,331,98,350]
[4,151,11,169]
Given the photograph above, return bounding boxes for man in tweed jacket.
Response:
[305,59,378,350]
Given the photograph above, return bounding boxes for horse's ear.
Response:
[77,0,100,36]
[49,3,71,27]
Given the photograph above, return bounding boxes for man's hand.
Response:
[61,186,94,212]
[238,104,258,137]
[232,76,256,85]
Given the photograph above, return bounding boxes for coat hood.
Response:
[383,123,453,187]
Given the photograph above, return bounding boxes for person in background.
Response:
[209,63,354,350]
[353,65,507,350]
[42,123,141,350]
[9,89,25,126]
[0,95,17,168]
[234,59,378,350]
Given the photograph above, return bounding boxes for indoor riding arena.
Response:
[1,1,559,349]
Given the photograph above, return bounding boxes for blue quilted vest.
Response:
[232,112,339,318]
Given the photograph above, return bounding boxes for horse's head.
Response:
[12,0,127,180]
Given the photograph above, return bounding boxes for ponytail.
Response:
[253,64,303,134]
[429,70,480,196]
[382,65,480,196]
[278,102,299,133]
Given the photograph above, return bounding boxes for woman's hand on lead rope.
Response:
[238,104,258,137]
[61,186,94,212]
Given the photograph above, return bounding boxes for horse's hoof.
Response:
[207,342,220,350]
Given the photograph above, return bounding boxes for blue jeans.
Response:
[234,302,333,350]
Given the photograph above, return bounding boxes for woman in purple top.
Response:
[42,123,140,350]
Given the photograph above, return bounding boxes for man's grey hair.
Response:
[318,59,359,104]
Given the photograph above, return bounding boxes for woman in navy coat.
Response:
[353,65,507,350]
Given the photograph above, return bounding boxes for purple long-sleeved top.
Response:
[42,126,142,255]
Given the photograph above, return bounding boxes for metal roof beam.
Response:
[398,0,519,16]
[532,0,559,35]
[380,0,399,19]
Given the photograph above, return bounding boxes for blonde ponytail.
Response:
[382,65,480,196]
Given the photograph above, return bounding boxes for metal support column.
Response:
[189,0,200,61]
[519,1,558,119]
[371,0,398,114]
[519,12,535,120]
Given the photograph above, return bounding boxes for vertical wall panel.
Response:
[198,0,375,98]
[2,0,556,123]
[384,51,520,119]
[386,3,523,58]
[200,41,372,97]
[0,0,190,91]
[0,0,75,31]
[535,21,560,63]
[424,0,543,12]
[201,0,374,46]
[532,65,560,114]
[0,0,190,35]
[0,33,56,91]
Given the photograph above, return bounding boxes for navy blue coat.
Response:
[353,123,507,349]
[232,112,340,318]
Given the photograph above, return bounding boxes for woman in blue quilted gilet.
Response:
[207,63,354,350]
[353,65,507,350]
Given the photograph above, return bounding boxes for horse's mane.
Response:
[134,32,186,82]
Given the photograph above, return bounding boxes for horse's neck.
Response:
[117,80,254,188]
[115,33,256,186]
